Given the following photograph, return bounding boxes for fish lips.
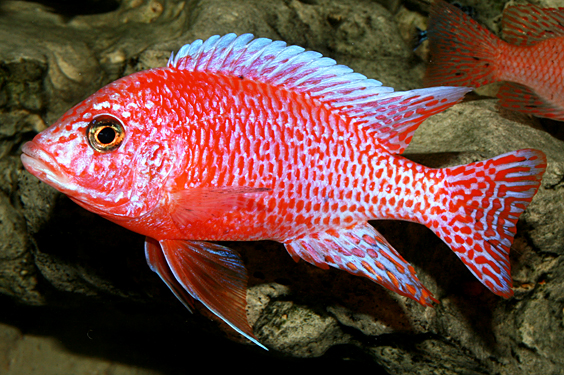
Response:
[21,140,73,194]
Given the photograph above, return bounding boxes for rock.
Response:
[1,0,564,374]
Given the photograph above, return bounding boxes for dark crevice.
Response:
[22,0,120,16]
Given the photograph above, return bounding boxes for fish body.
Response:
[424,0,564,121]
[21,34,546,348]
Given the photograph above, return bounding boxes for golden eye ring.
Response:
[86,115,125,153]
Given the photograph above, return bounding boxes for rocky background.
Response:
[1,0,563,374]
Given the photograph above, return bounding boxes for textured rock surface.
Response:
[1,0,564,374]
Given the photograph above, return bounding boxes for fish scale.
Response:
[498,39,564,108]
[20,33,546,349]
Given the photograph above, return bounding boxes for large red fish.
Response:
[21,34,545,348]
[424,0,564,121]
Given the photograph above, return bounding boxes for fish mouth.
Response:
[21,141,73,193]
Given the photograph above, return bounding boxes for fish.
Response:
[20,33,546,349]
[424,0,564,121]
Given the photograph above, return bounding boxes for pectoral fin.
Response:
[145,237,266,349]
[168,186,271,229]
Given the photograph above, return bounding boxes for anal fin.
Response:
[285,222,437,306]
[497,82,564,120]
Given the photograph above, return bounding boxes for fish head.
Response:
[21,70,181,219]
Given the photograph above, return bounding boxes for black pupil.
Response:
[97,126,116,144]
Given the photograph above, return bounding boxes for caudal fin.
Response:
[424,0,500,88]
[432,149,546,297]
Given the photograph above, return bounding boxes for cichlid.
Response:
[424,0,564,121]
[21,33,546,348]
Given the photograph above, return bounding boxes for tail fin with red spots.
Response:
[424,0,500,89]
[432,149,546,297]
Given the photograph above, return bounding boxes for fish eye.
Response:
[86,115,125,153]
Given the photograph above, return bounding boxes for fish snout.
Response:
[21,140,71,189]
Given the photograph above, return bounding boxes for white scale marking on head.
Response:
[86,160,96,175]
[93,101,111,110]
[114,191,124,203]
[57,137,89,168]
[72,121,87,132]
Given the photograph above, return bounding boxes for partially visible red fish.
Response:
[21,33,546,349]
[424,0,564,121]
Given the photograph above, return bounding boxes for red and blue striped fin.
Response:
[145,237,195,312]
[432,149,546,297]
[497,82,564,120]
[169,33,469,154]
[502,4,564,46]
[285,222,437,306]
[145,238,267,350]
[424,0,500,89]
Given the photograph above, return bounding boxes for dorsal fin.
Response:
[502,4,564,46]
[168,34,470,154]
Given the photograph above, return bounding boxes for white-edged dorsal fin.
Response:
[168,34,470,154]
[168,33,388,97]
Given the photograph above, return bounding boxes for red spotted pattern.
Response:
[117,68,544,301]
